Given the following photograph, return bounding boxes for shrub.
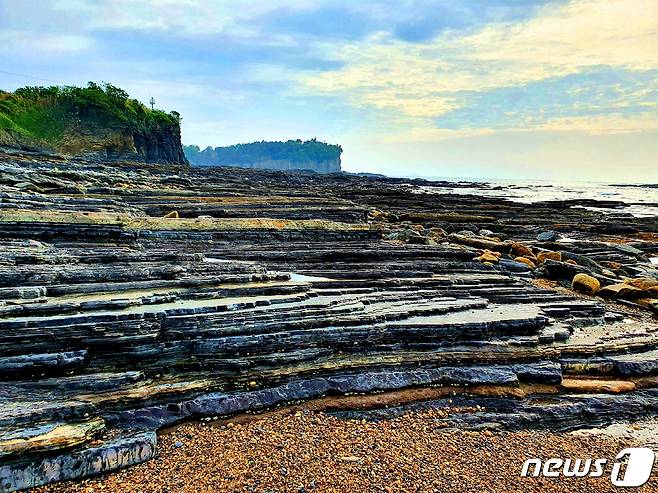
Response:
[0,82,178,143]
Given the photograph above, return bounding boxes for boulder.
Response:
[626,277,658,290]
[598,283,645,300]
[537,250,562,263]
[499,259,532,272]
[537,231,559,242]
[571,273,600,295]
[561,251,605,274]
[510,242,534,258]
[514,257,536,269]
[542,259,620,286]
[475,250,500,264]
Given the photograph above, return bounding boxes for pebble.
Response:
[35,410,655,493]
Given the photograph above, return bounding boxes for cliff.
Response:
[0,83,188,165]
[184,139,342,173]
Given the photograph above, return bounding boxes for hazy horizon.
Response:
[1,0,657,182]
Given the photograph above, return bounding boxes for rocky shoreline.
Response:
[0,148,657,491]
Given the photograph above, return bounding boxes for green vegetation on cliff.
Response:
[0,82,179,144]
[0,83,187,164]
[184,139,342,168]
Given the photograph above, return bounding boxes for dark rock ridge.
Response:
[105,124,187,165]
[0,148,656,491]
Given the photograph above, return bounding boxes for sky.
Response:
[1,0,657,182]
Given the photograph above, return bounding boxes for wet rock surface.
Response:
[0,148,656,491]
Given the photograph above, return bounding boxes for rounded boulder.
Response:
[514,257,536,269]
[572,273,601,295]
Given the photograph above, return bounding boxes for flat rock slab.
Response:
[0,418,105,459]
[0,431,156,492]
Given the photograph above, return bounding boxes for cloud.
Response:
[301,0,658,136]
[435,68,658,131]
[532,113,658,134]
[51,0,307,37]
[459,0,658,78]
[49,0,563,41]
[0,30,93,55]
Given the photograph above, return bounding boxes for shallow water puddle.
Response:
[289,273,332,282]
[204,257,255,265]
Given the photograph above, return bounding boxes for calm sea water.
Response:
[414,178,658,218]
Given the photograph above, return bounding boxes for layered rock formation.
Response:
[62,123,188,165]
[0,148,656,491]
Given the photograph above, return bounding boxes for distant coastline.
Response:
[184,139,342,173]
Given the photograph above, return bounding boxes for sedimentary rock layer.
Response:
[0,148,656,491]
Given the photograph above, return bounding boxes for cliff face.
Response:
[0,83,188,165]
[55,123,188,164]
[132,125,187,164]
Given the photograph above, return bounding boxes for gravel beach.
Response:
[36,409,658,493]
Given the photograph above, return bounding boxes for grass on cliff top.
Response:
[0,82,180,144]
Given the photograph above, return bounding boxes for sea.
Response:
[410,178,658,219]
